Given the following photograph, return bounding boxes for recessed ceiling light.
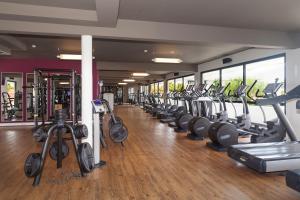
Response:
[132,73,150,77]
[118,82,128,85]
[144,49,148,53]
[123,79,135,82]
[57,54,95,60]
[152,58,182,63]
[32,44,37,48]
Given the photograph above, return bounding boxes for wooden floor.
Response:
[0,105,300,200]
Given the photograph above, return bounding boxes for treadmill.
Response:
[227,85,300,173]
[286,100,300,192]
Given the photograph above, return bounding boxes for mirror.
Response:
[1,72,23,122]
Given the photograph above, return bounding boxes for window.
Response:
[246,56,285,96]
[175,78,183,91]
[144,85,149,95]
[158,81,165,103]
[246,56,285,123]
[158,81,164,94]
[150,83,155,94]
[183,75,195,87]
[154,82,159,94]
[139,85,143,93]
[221,65,244,118]
[221,65,243,94]
[202,70,220,86]
[167,79,175,93]
[200,54,285,124]
[128,87,135,101]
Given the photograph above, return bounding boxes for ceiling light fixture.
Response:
[123,79,135,82]
[32,44,37,48]
[132,73,150,77]
[57,54,95,60]
[152,58,183,63]
[118,82,128,85]
[57,54,81,60]
[144,49,148,53]
[59,82,70,85]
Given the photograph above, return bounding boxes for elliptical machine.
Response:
[207,82,253,151]
[187,83,230,140]
[150,93,170,117]
[173,83,207,132]
[156,91,179,120]
[159,86,188,123]
[207,79,286,151]
[250,79,286,143]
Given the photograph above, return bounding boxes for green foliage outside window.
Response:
[176,83,184,92]
[168,81,175,92]
[222,78,272,102]
[150,84,155,94]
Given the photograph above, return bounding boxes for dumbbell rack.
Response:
[31,111,85,186]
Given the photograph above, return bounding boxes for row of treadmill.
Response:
[142,80,300,193]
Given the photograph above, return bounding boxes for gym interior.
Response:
[1,1,300,199]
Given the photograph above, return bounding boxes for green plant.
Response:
[176,83,183,92]
[168,82,175,92]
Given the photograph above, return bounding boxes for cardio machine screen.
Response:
[93,99,102,105]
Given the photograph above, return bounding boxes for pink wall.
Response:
[0,58,99,123]
[0,58,99,97]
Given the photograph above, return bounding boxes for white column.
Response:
[81,35,93,145]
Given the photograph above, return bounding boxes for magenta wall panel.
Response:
[0,58,99,123]
[0,58,99,97]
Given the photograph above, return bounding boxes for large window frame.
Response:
[201,54,286,99]
[200,54,286,124]
[166,74,195,93]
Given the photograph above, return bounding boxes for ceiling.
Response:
[1,0,300,31]
[1,0,300,84]
[0,34,204,83]
[0,34,247,64]
[119,0,300,31]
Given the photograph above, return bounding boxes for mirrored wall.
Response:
[1,72,23,122]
